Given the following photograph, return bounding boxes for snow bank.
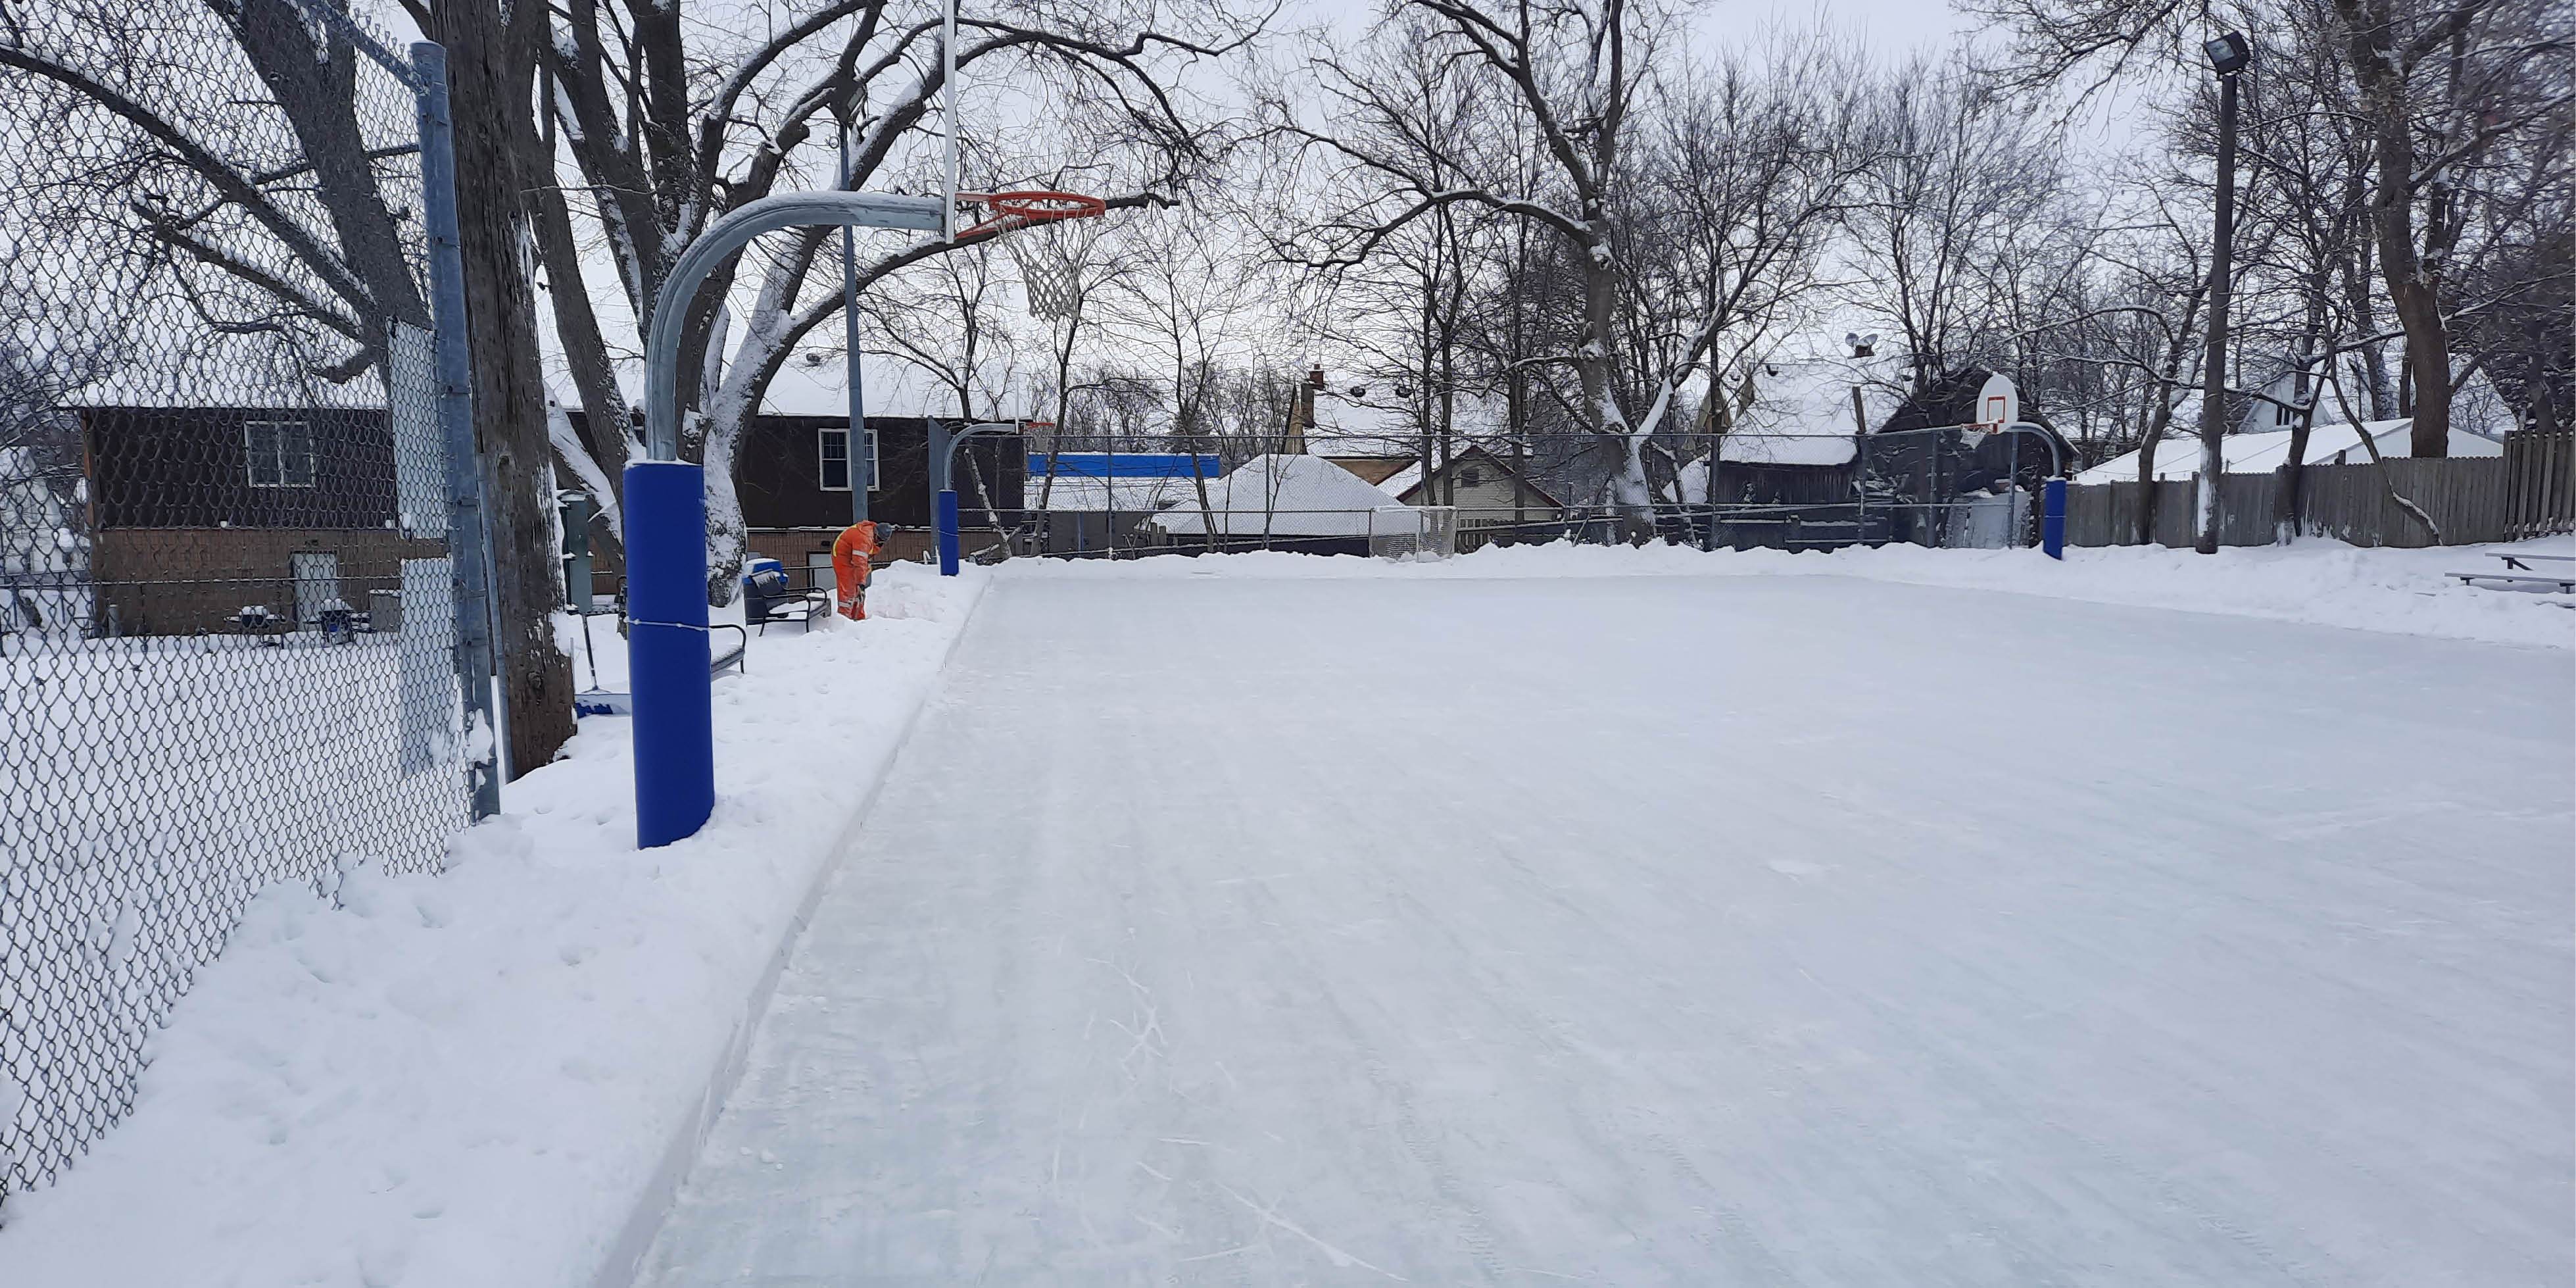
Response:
[1024,537,2575,649]
[0,562,989,1288]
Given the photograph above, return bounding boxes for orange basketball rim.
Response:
[958,190,1106,239]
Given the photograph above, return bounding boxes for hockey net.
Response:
[1371,506,1458,561]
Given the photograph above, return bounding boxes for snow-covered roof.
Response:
[1030,476,1206,513]
[1145,454,1415,537]
[1712,355,1883,466]
[1717,432,1857,466]
[2074,419,2502,485]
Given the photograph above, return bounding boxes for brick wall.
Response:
[92,528,445,635]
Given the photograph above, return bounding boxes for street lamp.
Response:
[2203,32,2250,74]
[2193,30,2249,555]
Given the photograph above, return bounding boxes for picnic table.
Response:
[2452,551,2576,593]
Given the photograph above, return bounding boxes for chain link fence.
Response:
[0,0,491,1209]
[1009,426,2058,558]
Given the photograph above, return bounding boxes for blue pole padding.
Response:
[624,460,715,848]
[936,488,961,576]
[2041,477,2068,560]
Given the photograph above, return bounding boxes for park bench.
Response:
[2450,552,2576,594]
[742,560,829,635]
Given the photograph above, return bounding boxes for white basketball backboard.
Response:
[1976,372,2020,430]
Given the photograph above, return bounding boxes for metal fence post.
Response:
[412,41,501,820]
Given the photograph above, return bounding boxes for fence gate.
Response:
[0,0,493,1210]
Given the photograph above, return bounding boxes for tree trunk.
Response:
[432,0,574,778]
[1576,231,1653,537]
[2339,0,2452,457]
[2134,405,2172,545]
[2273,328,2321,541]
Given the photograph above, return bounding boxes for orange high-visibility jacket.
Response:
[831,522,881,620]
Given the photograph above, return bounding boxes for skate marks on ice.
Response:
[639,573,2572,1285]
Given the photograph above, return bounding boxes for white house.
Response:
[1378,446,1561,513]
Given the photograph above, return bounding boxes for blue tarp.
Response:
[1029,453,1222,479]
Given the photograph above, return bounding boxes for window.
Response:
[819,426,880,491]
[246,420,314,487]
[819,428,850,490]
[1459,466,1484,487]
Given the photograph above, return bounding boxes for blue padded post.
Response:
[936,489,961,576]
[625,460,714,847]
[2041,478,2068,560]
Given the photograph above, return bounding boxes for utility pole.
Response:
[840,117,869,524]
[2195,32,2250,555]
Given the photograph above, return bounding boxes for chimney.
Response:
[1286,367,1317,455]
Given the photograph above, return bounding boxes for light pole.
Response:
[2195,31,2250,555]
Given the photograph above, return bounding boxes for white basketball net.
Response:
[1005,217,1104,322]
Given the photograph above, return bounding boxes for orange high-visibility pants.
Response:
[831,522,880,620]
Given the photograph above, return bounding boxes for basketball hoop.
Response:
[958,189,1106,238]
[966,191,1109,322]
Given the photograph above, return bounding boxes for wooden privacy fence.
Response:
[2066,432,2574,549]
[2505,428,2575,539]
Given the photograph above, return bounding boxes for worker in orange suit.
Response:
[831,520,881,620]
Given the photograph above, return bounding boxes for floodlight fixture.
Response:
[2204,32,2250,76]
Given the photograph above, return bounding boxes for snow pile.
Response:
[0,562,990,1288]
[1028,537,2574,649]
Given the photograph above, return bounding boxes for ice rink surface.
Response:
[640,571,2573,1285]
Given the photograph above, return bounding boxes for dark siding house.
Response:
[1859,368,2074,546]
[80,405,441,634]
[566,411,1027,585]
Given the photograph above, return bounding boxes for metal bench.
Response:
[742,560,829,634]
[2451,552,2576,593]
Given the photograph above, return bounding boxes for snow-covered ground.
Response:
[637,562,2571,1285]
[1034,533,2576,650]
[2,541,2567,1286]
[0,564,988,1287]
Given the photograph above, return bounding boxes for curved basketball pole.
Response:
[1986,422,2070,560]
[931,421,1025,576]
[627,191,944,849]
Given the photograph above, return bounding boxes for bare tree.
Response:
[1270,0,1712,532]
[1623,34,1877,495]
[519,0,1257,599]
[1098,210,1258,545]
[1968,0,2574,457]
[1841,61,2060,401]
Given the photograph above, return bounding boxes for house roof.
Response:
[1324,455,1413,485]
[1714,355,1884,466]
[1031,475,1205,513]
[1145,454,1413,537]
[1718,432,1858,466]
[2074,419,2502,484]
[1384,445,1565,507]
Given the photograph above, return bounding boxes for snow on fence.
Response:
[0,0,490,1210]
[2063,452,2549,549]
